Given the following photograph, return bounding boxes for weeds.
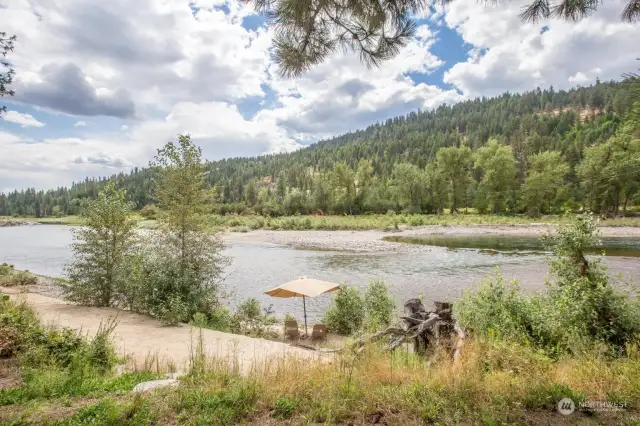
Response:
[0,264,38,287]
[0,298,159,407]
[202,212,640,231]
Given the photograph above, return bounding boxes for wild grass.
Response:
[202,213,640,231]
[4,331,639,424]
[0,298,160,408]
[0,264,38,287]
[6,212,640,231]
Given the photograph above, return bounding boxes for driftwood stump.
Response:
[356,299,464,359]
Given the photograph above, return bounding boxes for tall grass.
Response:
[202,213,640,231]
[0,298,160,407]
[7,212,640,231]
[2,307,639,424]
[71,340,640,424]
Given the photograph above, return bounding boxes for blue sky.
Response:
[1,0,639,191]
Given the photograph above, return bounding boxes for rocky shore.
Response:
[224,225,640,253]
[0,219,39,227]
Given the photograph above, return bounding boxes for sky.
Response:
[0,0,639,192]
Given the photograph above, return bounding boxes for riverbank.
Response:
[6,212,640,231]
[1,295,638,425]
[224,225,640,252]
[0,287,327,374]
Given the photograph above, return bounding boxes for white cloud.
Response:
[1,111,45,127]
[0,0,638,191]
[261,27,461,140]
[132,101,300,160]
[442,0,640,96]
[1,0,270,116]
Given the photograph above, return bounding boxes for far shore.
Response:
[3,215,640,253]
[223,224,640,252]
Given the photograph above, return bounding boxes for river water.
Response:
[1,225,639,322]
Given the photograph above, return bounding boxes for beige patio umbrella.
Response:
[265,277,341,335]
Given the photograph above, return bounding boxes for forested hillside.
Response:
[2,79,639,218]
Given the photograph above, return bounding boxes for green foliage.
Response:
[65,182,136,307]
[138,203,159,220]
[230,298,278,338]
[252,0,640,79]
[456,214,640,355]
[157,293,190,326]
[324,286,365,335]
[2,83,639,220]
[455,274,533,343]
[363,280,396,332]
[475,140,518,214]
[0,32,16,115]
[0,262,13,275]
[0,264,38,287]
[135,135,227,324]
[273,396,299,419]
[577,122,640,215]
[523,151,570,216]
[0,298,135,406]
[436,146,473,213]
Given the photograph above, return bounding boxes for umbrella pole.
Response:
[303,295,308,337]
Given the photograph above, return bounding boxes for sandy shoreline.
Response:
[223,225,640,252]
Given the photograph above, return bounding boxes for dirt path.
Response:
[1,288,327,374]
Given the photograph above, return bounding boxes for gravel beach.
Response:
[223,225,640,253]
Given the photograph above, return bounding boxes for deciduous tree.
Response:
[65,182,136,307]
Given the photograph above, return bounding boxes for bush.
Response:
[0,297,116,371]
[324,286,365,335]
[230,298,278,338]
[0,265,38,287]
[139,204,160,220]
[190,305,233,332]
[455,274,533,343]
[158,293,190,326]
[455,215,640,355]
[364,280,396,332]
[0,263,14,276]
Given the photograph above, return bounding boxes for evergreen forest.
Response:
[2,79,639,218]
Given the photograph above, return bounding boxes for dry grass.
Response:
[3,338,639,424]
[2,297,639,424]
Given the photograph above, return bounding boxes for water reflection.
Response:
[384,235,640,257]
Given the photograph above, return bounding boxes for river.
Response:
[1,225,639,322]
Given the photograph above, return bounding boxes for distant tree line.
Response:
[1,80,639,218]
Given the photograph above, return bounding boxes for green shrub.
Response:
[208,305,233,331]
[455,274,532,343]
[324,286,365,335]
[273,396,299,419]
[0,265,38,287]
[158,294,190,326]
[0,263,14,276]
[230,298,278,338]
[139,204,160,220]
[364,280,396,332]
[456,215,640,355]
[0,297,118,385]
